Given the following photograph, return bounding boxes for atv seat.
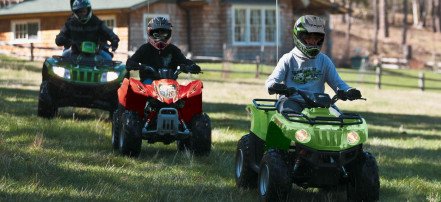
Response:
[277,98,305,115]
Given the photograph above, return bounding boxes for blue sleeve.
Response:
[265,54,289,89]
[323,56,350,92]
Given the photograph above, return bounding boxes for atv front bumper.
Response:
[292,144,362,187]
[44,76,120,111]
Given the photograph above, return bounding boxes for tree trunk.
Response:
[403,0,408,45]
[380,0,389,37]
[432,0,437,32]
[432,0,441,32]
[412,0,421,27]
[420,0,427,27]
[373,0,379,54]
[342,0,352,66]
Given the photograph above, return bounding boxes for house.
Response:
[0,0,346,63]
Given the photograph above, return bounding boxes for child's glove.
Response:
[184,64,201,73]
[346,88,362,99]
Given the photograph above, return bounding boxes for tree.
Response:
[433,0,441,32]
[403,0,408,45]
[343,0,352,63]
[380,0,389,37]
[373,0,379,54]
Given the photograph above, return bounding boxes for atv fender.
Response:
[264,121,291,152]
[118,78,153,116]
[246,104,276,141]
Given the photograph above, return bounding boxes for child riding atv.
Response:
[235,15,380,201]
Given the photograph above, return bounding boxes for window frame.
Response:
[232,5,279,46]
[10,19,41,44]
[98,15,117,33]
[143,14,170,40]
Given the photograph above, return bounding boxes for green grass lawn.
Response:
[1,55,441,201]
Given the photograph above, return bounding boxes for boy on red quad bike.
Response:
[111,17,211,157]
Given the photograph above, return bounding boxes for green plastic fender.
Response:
[247,104,369,152]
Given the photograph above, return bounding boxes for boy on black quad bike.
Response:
[37,0,127,119]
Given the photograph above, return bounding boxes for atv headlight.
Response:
[295,129,309,142]
[158,84,177,100]
[347,131,360,144]
[52,66,70,79]
[101,71,120,82]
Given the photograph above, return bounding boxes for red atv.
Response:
[111,65,211,157]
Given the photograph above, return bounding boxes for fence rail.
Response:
[1,42,441,91]
[0,42,133,61]
[196,59,441,92]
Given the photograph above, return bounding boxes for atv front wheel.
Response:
[235,134,257,188]
[177,113,211,156]
[111,104,124,150]
[119,111,142,157]
[37,81,57,118]
[258,148,291,202]
[347,151,380,201]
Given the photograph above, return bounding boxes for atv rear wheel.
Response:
[177,113,211,156]
[235,134,258,188]
[119,111,142,157]
[37,81,57,118]
[111,104,124,150]
[258,148,291,202]
[347,151,380,201]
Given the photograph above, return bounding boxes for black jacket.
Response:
[126,43,195,82]
[55,15,118,53]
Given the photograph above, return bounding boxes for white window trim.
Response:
[143,14,170,40]
[232,5,279,46]
[98,15,117,33]
[10,19,41,44]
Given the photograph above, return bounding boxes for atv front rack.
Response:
[282,112,363,127]
[253,99,363,126]
[52,56,122,67]
[253,99,278,111]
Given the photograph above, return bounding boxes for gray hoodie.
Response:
[265,47,350,101]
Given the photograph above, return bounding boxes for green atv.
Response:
[235,88,379,201]
[37,41,128,118]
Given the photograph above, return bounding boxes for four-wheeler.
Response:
[111,65,211,157]
[235,87,380,201]
[38,41,128,118]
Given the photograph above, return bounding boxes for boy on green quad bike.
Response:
[235,15,380,201]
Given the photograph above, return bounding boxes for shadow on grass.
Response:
[0,61,43,73]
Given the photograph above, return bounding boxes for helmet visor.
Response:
[151,29,171,40]
[301,33,324,45]
[74,8,89,18]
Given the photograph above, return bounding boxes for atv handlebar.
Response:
[332,89,366,103]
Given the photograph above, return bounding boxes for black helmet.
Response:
[293,15,326,59]
[147,17,173,50]
[70,0,92,24]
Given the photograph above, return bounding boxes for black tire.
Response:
[118,110,142,157]
[37,81,57,118]
[347,152,380,201]
[177,113,211,156]
[258,148,291,202]
[235,134,258,188]
[111,104,124,150]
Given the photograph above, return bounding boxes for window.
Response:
[232,6,278,46]
[11,20,40,43]
[99,15,116,32]
[143,14,170,40]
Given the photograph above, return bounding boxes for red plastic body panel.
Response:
[117,78,203,123]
